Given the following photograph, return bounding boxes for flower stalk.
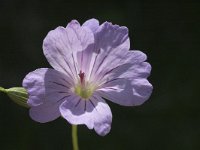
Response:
[72,125,79,150]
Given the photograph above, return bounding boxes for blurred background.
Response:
[0,0,199,150]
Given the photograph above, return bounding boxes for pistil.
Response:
[78,71,85,85]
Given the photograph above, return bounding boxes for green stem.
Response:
[0,87,6,93]
[72,125,79,150]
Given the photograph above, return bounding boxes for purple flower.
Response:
[23,19,153,136]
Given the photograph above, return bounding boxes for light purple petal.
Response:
[88,22,131,80]
[43,24,94,80]
[82,18,100,32]
[90,50,147,83]
[59,94,112,136]
[66,20,81,29]
[66,20,94,51]
[94,22,130,51]
[23,68,71,106]
[95,50,152,106]
[99,61,151,84]
[66,20,96,77]
[98,78,153,106]
[29,100,63,123]
[112,62,151,79]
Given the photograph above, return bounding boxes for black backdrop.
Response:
[0,1,199,150]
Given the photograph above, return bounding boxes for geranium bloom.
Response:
[23,19,153,136]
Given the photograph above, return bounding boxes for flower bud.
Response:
[1,87,29,108]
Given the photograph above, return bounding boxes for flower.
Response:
[23,19,153,136]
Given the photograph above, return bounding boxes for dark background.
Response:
[0,0,199,150]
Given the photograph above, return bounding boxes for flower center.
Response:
[74,71,95,99]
